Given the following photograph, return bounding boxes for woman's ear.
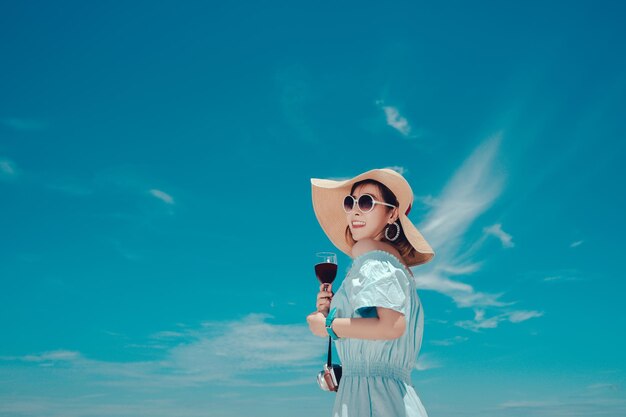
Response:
[390,207,399,223]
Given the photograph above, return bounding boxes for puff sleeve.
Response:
[348,255,411,317]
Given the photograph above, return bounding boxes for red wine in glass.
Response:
[315,252,337,292]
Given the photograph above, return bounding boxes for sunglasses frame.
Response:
[343,193,396,214]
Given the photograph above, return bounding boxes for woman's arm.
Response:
[333,307,406,340]
[307,307,405,340]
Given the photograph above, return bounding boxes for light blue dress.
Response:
[329,250,429,417]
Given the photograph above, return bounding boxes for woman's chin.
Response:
[352,231,371,241]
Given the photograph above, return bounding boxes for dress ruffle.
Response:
[349,254,411,316]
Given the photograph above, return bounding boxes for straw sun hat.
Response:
[311,168,435,267]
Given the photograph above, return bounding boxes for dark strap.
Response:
[327,336,332,367]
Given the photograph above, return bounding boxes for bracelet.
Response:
[325,307,340,340]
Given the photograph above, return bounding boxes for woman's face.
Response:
[346,183,397,242]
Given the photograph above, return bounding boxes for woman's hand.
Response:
[316,284,333,316]
[306,311,328,338]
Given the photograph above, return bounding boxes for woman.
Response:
[306,168,435,417]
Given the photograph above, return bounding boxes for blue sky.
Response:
[1,1,625,416]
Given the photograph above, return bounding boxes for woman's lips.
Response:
[352,220,366,228]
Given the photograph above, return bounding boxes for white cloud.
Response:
[416,194,440,208]
[0,315,334,417]
[452,290,513,309]
[508,310,543,323]
[0,314,322,388]
[415,352,441,370]
[384,165,408,175]
[149,189,175,204]
[430,336,468,346]
[437,263,483,275]
[0,157,18,178]
[418,133,505,250]
[376,100,412,136]
[483,223,514,248]
[24,350,80,362]
[542,271,585,283]
[570,240,583,248]
[415,271,474,293]
[455,308,543,332]
[0,350,80,362]
[409,133,535,320]
[403,133,544,333]
[186,314,321,373]
[517,268,585,284]
[415,271,513,309]
[383,106,411,136]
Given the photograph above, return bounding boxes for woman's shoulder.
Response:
[352,239,400,258]
[351,238,402,260]
[350,239,412,276]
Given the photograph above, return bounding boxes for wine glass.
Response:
[315,252,337,293]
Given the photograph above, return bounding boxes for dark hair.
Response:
[344,179,413,260]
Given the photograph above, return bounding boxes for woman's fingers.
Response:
[316,293,332,313]
[316,291,333,301]
[317,297,331,310]
[316,284,333,313]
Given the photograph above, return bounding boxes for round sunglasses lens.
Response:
[343,196,355,212]
[358,195,374,212]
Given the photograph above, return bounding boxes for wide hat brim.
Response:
[311,168,435,267]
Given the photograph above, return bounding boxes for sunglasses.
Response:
[343,193,396,213]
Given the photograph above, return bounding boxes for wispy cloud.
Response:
[516,268,585,284]
[1,118,48,132]
[534,267,586,283]
[0,314,322,388]
[410,133,540,328]
[149,189,175,204]
[430,336,469,346]
[455,308,543,332]
[418,133,505,251]
[507,310,543,322]
[483,223,514,248]
[376,101,411,136]
[0,315,332,416]
[383,106,411,136]
[543,274,584,283]
[0,157,18,179]
[415,352,442,370]
[570,240,584,248]
[1,350,80,363]
[88,166,178,233]
[414,270,511,309]
[384,165,408,175]
[413,134,504,308]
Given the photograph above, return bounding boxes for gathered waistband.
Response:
[341,361,412,384]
